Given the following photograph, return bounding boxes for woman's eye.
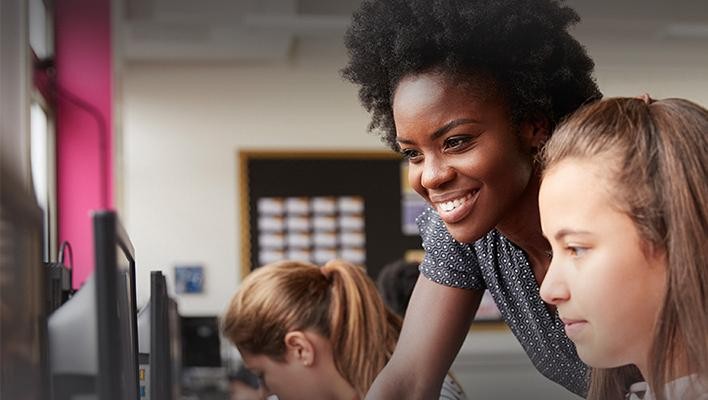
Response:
[444,136,472,151]
[400,148,422,162]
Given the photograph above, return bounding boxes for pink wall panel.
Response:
[55,0,114,288]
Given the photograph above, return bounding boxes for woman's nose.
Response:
[421,157,454,189]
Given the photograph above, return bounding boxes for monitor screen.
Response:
[167,298,182,397]
[0,166,49,399]
[48,210,140,400]
[181,316,222,368]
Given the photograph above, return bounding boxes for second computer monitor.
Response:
[47,210,140,400]
[150,271,181,400]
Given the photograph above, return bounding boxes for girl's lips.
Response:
[434,190,479,224]
[561,318,588,339]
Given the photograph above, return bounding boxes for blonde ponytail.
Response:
[321,260,401,397]
[222,260,330,359]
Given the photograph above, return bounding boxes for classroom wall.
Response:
[55,0,116,288]
[122,37,381,313]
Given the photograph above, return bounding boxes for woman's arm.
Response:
[365,275,483,400]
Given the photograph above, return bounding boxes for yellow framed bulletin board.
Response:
[238,150,423,279]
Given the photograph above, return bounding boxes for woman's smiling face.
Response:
[393,71,539,243]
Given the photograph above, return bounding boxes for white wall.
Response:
[123,37,381,314]
[586,32,708,102]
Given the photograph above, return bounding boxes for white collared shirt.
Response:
[628,375,708,400]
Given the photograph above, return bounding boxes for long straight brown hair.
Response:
[542,97,708,400]
[222,259,401,398]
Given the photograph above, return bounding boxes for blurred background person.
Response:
[222,259,466,400]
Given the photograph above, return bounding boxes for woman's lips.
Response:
[434,190,479,224]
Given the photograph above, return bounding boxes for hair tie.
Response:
[320,264,333,283]
[637,93,654,104]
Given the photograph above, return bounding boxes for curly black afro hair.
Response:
[342,0,602,150]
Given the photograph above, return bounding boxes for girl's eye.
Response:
[566,246,588,257]
[400,148,422,163]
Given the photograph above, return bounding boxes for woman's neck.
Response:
[496,172,551,285]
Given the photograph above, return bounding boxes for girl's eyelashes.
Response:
[566,245,588,257]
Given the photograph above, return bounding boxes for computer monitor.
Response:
[167,298,182,396]
[137,271,182,400]
[48,210,140,400]
[0,165,50,400]
[181,316,222,368]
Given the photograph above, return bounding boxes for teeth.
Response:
[438,193,472,213]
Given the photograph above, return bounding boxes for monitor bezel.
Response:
[150,270,171,400]
[93,210,140,400]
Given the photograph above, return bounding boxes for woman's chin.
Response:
[446,225,486,244]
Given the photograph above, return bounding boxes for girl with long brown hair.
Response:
[539,97,708,400]
[222,259,465,400]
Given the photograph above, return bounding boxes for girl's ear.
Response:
[284,331,315,367]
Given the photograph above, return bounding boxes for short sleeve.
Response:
[415,207,486,290]
[440,373,467,400]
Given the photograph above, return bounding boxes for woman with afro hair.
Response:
[342,0,601,398]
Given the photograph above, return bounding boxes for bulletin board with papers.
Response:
[239,150,422,279]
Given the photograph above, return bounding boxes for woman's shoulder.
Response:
[416,207,500,246]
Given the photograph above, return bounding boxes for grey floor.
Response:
[451,327,583,400]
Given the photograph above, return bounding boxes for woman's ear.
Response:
[520,116,551,151]
[284,331,315,367]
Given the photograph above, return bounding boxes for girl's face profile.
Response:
[239,350,311,400]
[393,71,541,243]
[539,158,666,371]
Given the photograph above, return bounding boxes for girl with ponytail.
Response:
[222,259,465,400]
[539,97,708,400]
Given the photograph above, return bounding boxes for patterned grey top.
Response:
[417,207,589,397]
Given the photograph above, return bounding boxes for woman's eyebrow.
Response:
[397,118,481,144]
